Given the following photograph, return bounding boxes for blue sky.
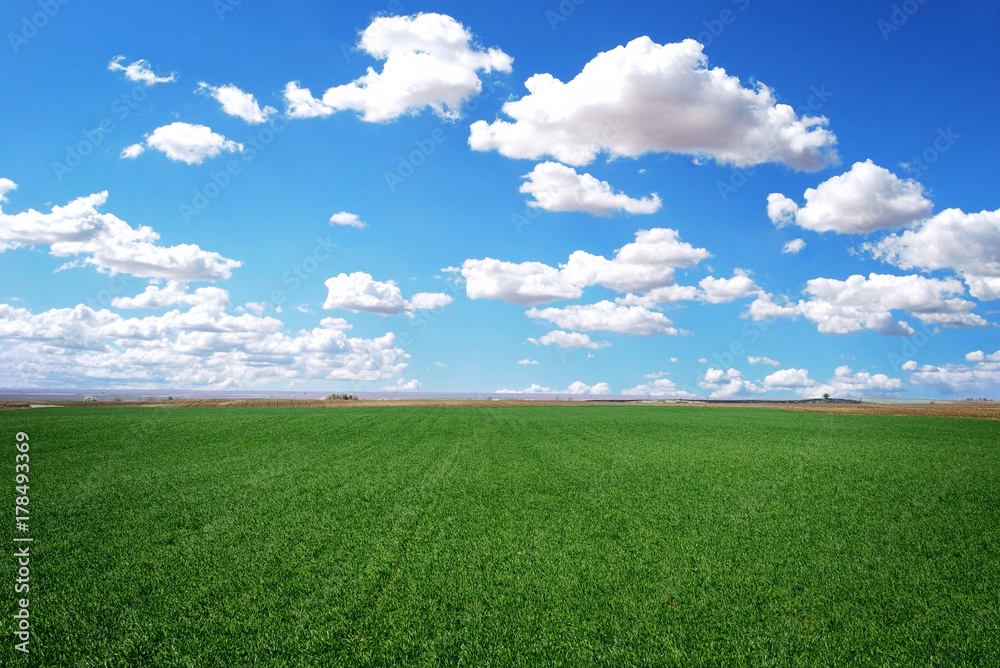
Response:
[1,0,998,398]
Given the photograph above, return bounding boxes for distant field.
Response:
[2,406,998,666]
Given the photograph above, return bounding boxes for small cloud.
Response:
[747,355,781,367]
[197,82,276,124]
[120,143,145,159]
[329,211,367,229]
[517,358,540,365]
[782,238,806,254]
[296,304,313,314]
[108,56,177,86]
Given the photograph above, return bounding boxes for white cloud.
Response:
[526,330,609,349]
[0,303,408,388]
[461,258,582,305]
[908,350,1000,396]
[496,383,552,394]
[108,56,177,86]
[748,273,987,335]
[144,122,243,164]
[0,178,16,202]
[566,381,610,395]
[329,212,367,228]
[120,143,145,159]
[469,36,837,170]
[517,358,539,365]
[622,376,696,398]
[198,82,276,124]
[762,365,903,398]
[461,227,709,305]
[902,360,919,371]
[699,367,762,398]
[698,270,759,303]
[748,356,781,367]
[111,281,230,310]
[0,183,240,281]
[782,238,806,254]
[520,162,661,216]
[285,13,512,122]
[767,160,932,233]
[388,378,421,391]
[864,207,1000,300]
[527,301,678,336]
[322,272,452,316]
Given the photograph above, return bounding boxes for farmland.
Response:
[2,405,998,666]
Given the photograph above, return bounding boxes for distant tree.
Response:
[822,392,831,401]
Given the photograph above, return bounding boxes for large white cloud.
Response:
[0,183,240,281]
[526,330,609,349]
[767,160,932,234]
[285,13,512,122]
[108,56,177,86]
[144,122,243,164]
[698,270,759,303]
[520,162,661,216]
[0,302,408,388]
[469,36,837,170]
[763,366,903,398]
[323,272,453,316]
[527,301,678,336]
[908,350,1000,396]
[111,281,230,310]
[747,273,987,335]
[865,207,1000,300]
[198,82,276,124]
[699,367,762,398]
[460,228,710,305]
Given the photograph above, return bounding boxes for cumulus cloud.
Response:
[747,273,987,335]
[120,143,145,159]
[143,122,243,164]
[323,272,453,316]
[782,238,806,254]
[0,178,16,202]
[526,330,610,349]
[699,367,762,398]
[0,302,408,388]
[520,162,661,216]
[762,365,903,398]
[698,270,759,303]
[285,13,512,122]
[111,281,230,310]
[329,212,367,228]
[0,183,240,281]
[621,376,696,398]
[864,207,1000,300]
[469,36,837,170]
[388,378,421,391]
[198,82,277,124]
[767,160,932,233]
[517,358,539,365]
[748,355,781,367]
[461,228,709,305]
[108,56,177,86]
[495,381,609,395]
[908,350,1000,396]
[527,301,678,336]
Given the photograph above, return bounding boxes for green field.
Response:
[2,405,998,666]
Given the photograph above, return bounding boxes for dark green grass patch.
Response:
[1,406,998,666]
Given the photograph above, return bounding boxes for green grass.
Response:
[1,405,998,666]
